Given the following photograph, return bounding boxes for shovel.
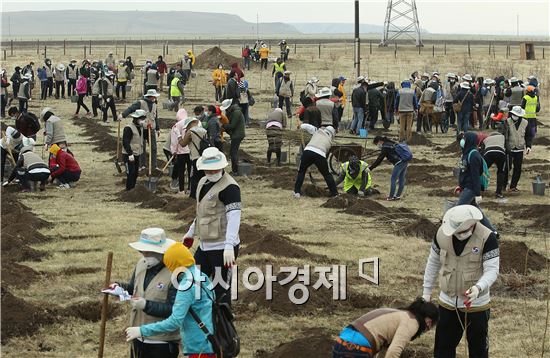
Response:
[114,120,123,173]
[144,125,158,192]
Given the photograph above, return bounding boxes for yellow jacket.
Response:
[212,69,227,87]
[338,83,346,107]
[188,52,196,65]
[259,47,270,59]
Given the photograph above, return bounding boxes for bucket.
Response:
[532,175,546,196]
[144,176,158,192]
[359,128,368,138]
[70,95,78,103]
[280,151,288,163]
[238,162,253,176]
[126,84,132,92]
[452,167,461,179]
[443,199,457,214]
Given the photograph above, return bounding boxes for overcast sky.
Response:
[2,0,549,36]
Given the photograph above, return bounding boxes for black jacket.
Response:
[369,142,401,170]
[122,97,159,131]
[224,78,240,104]
[459,132,483,195]
[368,88,384,109]
[122,122,142,156]
[455,88,475,113]
[351,85,367,109]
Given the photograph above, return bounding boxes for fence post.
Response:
[140,40,143,54]
[162,44,166,58]
[319,44,321,58]
[468,41,471,57]
[10,40,13,56]
[84,45,86,59]
[3,50,6,61]
[543,47,545,59]
[488,43,491,55]
[166,42,168,55]
[89,40,92,54]
[124,43,127,58]
[444,43,447,55]
[37,39,40,55]
[394,48,397,59]
[294,43,296,54]
[115,40,118,55]
[432,45,435,57]
[44,45,47,59]
[191,41,194,53]
[63,39,66,55]
[369,41,372,55]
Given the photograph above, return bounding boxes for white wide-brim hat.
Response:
[460,82,470,89]
[56,64,65,71]
[183,117,199,127]
[144,89,160,97]
[463,74,473,81]
[129,228,175,254]
[441,205,483,236]
[130,109,147,118]
[316,87,332,98]
[220,99,233,111]
[196,147,228,171]
[510,106,526,117]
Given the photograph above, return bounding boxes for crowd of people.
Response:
[0,45,543,358]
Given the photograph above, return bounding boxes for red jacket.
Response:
[156,61,167,74]
[50,150,81,178]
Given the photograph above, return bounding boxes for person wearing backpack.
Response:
[126,241,215,358]
[369,136,412,201]
[74,74,91,118]
[454,82,475,135]
[178,117,208,198]
[455,132,495,231]
[8,107,40,140]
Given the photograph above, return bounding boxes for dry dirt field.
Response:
[1,40,549,357]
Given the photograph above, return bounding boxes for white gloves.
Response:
[223,246,236,267]
[475,196,482,204]
[130,297,146,311]
[117,113,123,121]
[106,98,111,103]
[464,285,480,307]
[98,94,102,99]
[128,155,135,162]
[358,191,365,197]
[422,294,431,302]
[125,327,142,342]
[525,147,531,155]
[2,181,9,187]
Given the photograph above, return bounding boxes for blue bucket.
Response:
[359,128,368,138]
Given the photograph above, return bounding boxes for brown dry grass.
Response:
[1,40,549,357]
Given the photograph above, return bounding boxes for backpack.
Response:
[394,142,413,162]
[24,112,41,133]
[189,286,240,358]
[467,149,490,191]
[191,130,212,155]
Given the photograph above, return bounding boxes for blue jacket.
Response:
[459,132,483,195]
[37,68,48,82]
[140,265,215,354]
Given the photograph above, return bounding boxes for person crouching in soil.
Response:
[333,297,439,357]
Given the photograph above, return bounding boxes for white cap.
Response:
[183,117,199,127]
[196,147,229,171]
[441,205,483,236]
[483,79,495,85]
[316,87,332,98]
[509,77,519,83]
[463,74,473,81]
[324,126,336,138]
[356,76,365,83]
[220,99,233,111]
[510,106,525,117]
[144,89,160,97]
[40,107,52,119]
[130,109,147,118]
[128,228,175,254]
[460,82,470,89]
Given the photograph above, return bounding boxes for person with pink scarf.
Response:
[168,109,192,193]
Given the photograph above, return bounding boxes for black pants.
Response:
[18,171,50,189]
[416,111,424,132]
[55,80,65,98]
[434,305,490,358]
[102,96,117,122]
[67,79,77,95]
[368,106,378,129]
[267,148,281,165]
[445,102,456,126]
[116,82,126,99]
[229,138,243,174]
[12,83,20,102]
[1,148,18,182]
[58,170,81,184]
[194,245,240,306]
[261,58,268,69]
[47,77,53,96]
[294,150,338,196]
[508,150,523,189]
[278,96,292,117]
[0,95,5,118]
[40,81,48,100]
[189,158,204,199]
[92,96,100,117]
[175,153,192,192]
[215,86,224,102]
[124,154,140,190]
[484,151,507,195]
[76,94,90,114]
[130,339,179,358]
[19,98,28,112]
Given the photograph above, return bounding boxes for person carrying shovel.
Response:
[108,227,180,357]
[122,110,146,191]
[422,205,499,358]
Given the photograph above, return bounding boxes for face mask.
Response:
[459,138,465,148]
[144,256,160,268]
[455,227,474,241]
[205,172,223,182]
[511,114,519,121]
[138,120,145,126]
[218,66,223,69]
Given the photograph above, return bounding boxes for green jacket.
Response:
[223,105,246,140]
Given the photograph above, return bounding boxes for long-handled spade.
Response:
[113,120,122,173]
[144,124,158,192]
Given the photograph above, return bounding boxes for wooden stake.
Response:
[432,45,435,57]
[444,43,447,55]
[89,40,92,54]
[10,40,13,56]
[124,43,127,59]
[3,50,6,61]
[44,45,47,59]
[63,39,66,55]
[369,41,372,55]
[84,46,87,59]
[468,42,471,57]
[140,40,143,54]
[37,39,40,55]
[98,251,113,358]
[294,43,296,54]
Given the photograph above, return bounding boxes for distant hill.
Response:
[0,10,301,36]
[290,23,385,34]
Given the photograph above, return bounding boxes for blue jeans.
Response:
[457,110,470,133]
[389,161,408,198]
[457,188,495,231]
[350,107,364,132]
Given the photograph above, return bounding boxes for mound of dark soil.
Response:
[59,300,124,322]
[441,140,461,154]
[322,194,359,209]
[59,267,102,276]
[195,47,240,69]
[533,136,550,146]
[499,241,548,274]
[1,263,41,288]
[117,185,161,203]
[241,232,327,261]
[239,223,268,245]
[255,328,334,358]
[397,217,438,242]
[139,196,169,209]
[427,188,453,197]
[408,132,433,146]
[73,117,118,153]
[302,184,330,198]
[344,198,389,215]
